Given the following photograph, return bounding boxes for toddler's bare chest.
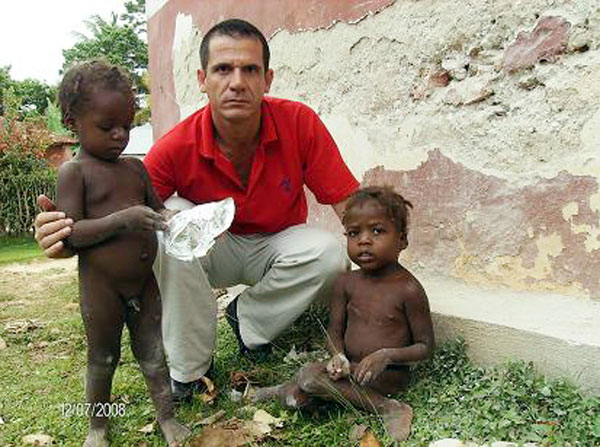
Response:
[347,291,406,326]
[80,162,146,218]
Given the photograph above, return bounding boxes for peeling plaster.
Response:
[562,202,579,221]
[172,13,204,120]
[362,151,600,299]
[265,0,600,184]
[155,0,600,301]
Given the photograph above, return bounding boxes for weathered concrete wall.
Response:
[148,0,600,301]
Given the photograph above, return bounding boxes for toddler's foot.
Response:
[381,399,413,442]
[83,427,109,447]
[159,418,191,446]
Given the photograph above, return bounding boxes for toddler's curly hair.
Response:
[57,60,133,126]
[343,186,413,237]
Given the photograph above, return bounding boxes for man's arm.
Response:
[34,195,74,259]
[331,199,348,223]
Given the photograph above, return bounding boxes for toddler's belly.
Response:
[344,325,409,363]
[79,232,157,284]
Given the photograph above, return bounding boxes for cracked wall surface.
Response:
[148,0,600,300]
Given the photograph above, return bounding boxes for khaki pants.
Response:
[154,197,347,383]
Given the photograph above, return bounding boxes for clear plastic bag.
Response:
[159,197,235,262]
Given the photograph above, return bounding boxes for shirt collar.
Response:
[198,98,278,159]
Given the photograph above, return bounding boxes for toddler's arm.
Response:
[126,158,165,212]
[127,157,180,223]
[326,274,350,356]
[56,162,166,249]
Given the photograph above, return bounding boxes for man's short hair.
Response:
[200,19,270,71]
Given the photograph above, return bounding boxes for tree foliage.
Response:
[0,66,55,117]
[0,90,56,235]
[121,0,146,37]
[11,79,56,116]
[62,12,148,92]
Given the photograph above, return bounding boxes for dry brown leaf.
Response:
[253,409,282,427]
[22,433,53,446]
[189,419,250,447]
[5,319,42,334]
[138,422,155,434]
[230,370,259,391]
[189,413,285,447]
[349,424,369,444]
[359,428,382,447]
[198,376,218,404]
[197,409,226,426]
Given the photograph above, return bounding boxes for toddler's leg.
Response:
[297,363,412,442]
[252,380,313,409]
[80,277,125,447]
[127,276,190,446]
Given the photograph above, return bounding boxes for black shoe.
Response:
[225,295,272,360]
[170,362,215,403]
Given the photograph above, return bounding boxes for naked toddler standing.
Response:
[55,60,189,447]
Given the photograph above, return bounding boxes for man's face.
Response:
[198,35,274,124]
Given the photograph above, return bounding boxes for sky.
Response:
[0,0,133,84]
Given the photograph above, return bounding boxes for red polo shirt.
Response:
[144,96,359,234]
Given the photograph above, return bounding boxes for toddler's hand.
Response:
[353,350,389,386]
[120,205,166,232]
[326,353,350,381]
[160,208,180,223]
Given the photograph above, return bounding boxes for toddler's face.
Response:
[344,199,404,273]
[73,89,134,162]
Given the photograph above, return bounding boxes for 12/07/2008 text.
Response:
[58,402,126,418]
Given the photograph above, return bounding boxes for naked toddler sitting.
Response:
[253,186,434,442]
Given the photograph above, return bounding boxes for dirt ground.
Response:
[0,257,77,303]
[0,257,236,315]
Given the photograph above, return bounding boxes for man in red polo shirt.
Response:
[34,19,359,402]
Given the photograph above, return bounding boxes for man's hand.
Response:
[353,349,390,386]
[119,205,168,232]
[326,353,350,381]
[34,195,74,258]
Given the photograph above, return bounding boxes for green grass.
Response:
[0,236,44,265]
[0,272,599,447]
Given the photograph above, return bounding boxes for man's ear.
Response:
[197,69,207,93]
[264,68,274,93]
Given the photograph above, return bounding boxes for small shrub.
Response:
[0,91,56,235]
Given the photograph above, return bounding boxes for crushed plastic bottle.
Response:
[160,197,235,262]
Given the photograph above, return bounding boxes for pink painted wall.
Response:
[147,0,600,300]
[148,0,394,140]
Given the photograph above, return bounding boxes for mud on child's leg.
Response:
[126,277,190,446]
